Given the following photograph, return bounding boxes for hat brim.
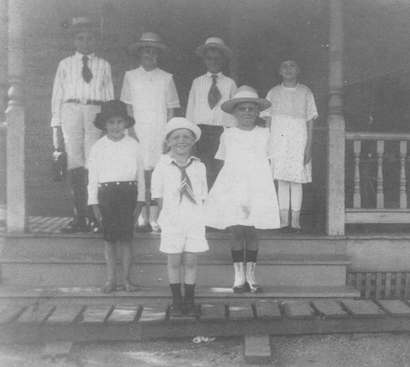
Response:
[68,24,98,35]
[221,98,271,114]
[164,125,202,142]
[94,112,135,130]
[196,43,233,59]
[128,41,168,54]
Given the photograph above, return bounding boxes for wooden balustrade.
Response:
[345,132,410,224]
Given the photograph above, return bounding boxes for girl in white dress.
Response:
[262,60,318,232]
[206,86,280,293]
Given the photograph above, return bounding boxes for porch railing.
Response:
[345,132,410,224]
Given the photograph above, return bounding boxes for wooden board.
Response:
[244,335,271,364]
[80,305,113,324]
[139,305,167,323]
[341,300,385,318]
[107,305,140,323]
[17,304,55,324]
[283,302,315,319]
[46,305,84,324]
[199,303,226,321]
[0,304,26,324]
[377,300,410,317]
[42,342,73,359]
[228,303,254,320]
[312,300,348,319]
[254,301,282,320]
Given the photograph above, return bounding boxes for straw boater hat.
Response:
[67,17,98,35]
[128,32,167,54]
[164,117,201,142]
[94,100,135,130]
[196,37,233,59]
[221,86,271,114]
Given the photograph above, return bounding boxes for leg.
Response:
[137,170,152,231]
[277,180,290,228]
[290,182,303,230]
[244,227,262,293]
[102,241,116,293]
[168,254,183,316]
[183,252,198,315]
[230,225,247,293]
[121,242,139,291]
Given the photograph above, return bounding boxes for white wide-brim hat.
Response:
[164,117,201,142]
[128,32,167,54]
[196,37,233,59]
[221,86,271,114]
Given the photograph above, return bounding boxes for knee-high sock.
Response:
[290,182,303,211]
[277,180,290,211]
[69,167,88,222]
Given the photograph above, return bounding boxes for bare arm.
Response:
[304,119,314,165]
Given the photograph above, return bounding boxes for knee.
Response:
[184,256,197,271]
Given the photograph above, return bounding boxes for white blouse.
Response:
[87,135,145,205]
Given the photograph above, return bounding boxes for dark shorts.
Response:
[98,181,138,243]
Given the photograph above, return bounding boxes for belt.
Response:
[65,98,104,106]
[99,181,137,188]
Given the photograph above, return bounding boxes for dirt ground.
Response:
[1,333,410,367]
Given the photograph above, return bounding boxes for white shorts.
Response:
[159,233,209,254]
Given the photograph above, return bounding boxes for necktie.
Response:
[172,159,197,205]
[208,74,221,109]
[82,55,93,83]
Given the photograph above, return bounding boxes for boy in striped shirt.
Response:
[51,17,114,233]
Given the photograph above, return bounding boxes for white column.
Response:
[6,0,26,232]
[326,0,345,236]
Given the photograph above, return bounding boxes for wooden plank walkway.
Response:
[2,299,410,344]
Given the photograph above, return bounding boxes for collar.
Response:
[164,154,199,166]
[75,51,95,60]
[138,66,158,73]
[206,71,223,79]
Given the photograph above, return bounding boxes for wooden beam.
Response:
[326,0,345,236]
[6,0,26,232]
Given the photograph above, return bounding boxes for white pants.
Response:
[61,103,102,170]
[277,180,303,211]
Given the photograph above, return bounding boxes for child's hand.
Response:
[92,205,103,226]
[304,144,312,165]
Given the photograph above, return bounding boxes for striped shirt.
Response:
[50,52,114,127]
[186,72,237,127]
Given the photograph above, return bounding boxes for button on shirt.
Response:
[186,72,237,127]
[51,52,114,127]
[87,135,146,205]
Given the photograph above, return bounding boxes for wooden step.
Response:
[0,254,349,288]
[0,285,360,303]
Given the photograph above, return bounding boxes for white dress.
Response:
[151,155,209,254]
[120,67,180,170]
[263,84,318,183]
[205,126,280,229]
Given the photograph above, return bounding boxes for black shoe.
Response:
[183,302,199,317]
[168,303,184,318]
[135,224,152,233]
[60,219,90,233]
[88,220,102,233]
[233,283,249,294]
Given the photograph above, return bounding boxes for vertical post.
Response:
[376,140,384,209]
[0,0,8,224]
[326,0,345,235]
[6,0,26,232]
[353,140,361,209]
[399,140,407,209]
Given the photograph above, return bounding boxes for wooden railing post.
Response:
[326,0,345,236]
[6,0,26,232]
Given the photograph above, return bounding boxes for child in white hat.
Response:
[262,59,318,232]
[186,37,237,189]
[151,117,209,316]
[205,86,280,293]
[121,32,181,233]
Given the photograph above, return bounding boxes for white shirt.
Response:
[50,52,114,127]
[261,83,318,121]
[151,154,208,206]
[186,72,237,127]
[87,135,146,205]
[120,67,181,169]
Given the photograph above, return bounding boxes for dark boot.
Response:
[183,283,197,316]
[61,167,89,233]
[169,283,183,317]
